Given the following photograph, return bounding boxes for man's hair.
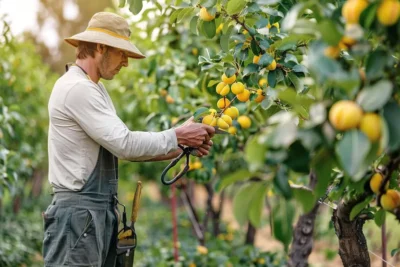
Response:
[76,41,97,59]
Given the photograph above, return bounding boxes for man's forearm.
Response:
[141,148,183,162]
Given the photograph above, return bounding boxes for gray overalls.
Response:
[43,146,120,267]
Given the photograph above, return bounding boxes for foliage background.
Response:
[1,0,400,266]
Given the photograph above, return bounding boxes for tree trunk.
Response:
[288,172,320,267]
[288,203,320,267]
[332,198,370,267]
[245,222,256,245]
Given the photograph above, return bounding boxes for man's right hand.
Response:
[174,116,215,148]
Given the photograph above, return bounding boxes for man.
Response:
[43,12,215,267]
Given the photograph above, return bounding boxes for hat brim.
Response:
[65,31,146,59]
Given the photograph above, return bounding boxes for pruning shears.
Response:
[161,126,228,186]
[117,181,142,266]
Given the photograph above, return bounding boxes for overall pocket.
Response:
[69,208,99,265]
[42,205,58,261]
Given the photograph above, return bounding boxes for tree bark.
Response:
[288,172,320,267]
[332,197,370,267]
[245,221,256,245]
[288,203,320,267]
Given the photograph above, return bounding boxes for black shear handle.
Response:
[161,145,193,185]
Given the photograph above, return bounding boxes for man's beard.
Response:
[99,51,114,80]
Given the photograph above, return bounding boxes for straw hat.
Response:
[65,12,145,59]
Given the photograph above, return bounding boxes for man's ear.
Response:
[96,43,107,55]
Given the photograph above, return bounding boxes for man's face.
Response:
[99,47,129,80]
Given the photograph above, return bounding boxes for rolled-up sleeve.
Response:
[64,82,178,161]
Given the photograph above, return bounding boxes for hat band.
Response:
[86,27,129,41]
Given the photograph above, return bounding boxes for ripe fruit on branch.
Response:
[324,46,340,59]
[267,22,280,33]
[202,115,217,126]
[221,114,232,126]
[359,113,382,142]
[253,55,260,64]
[255,89,266,103]
[369,173,388,194]
[342,0,369,24]
[199,7,215,21]
[216,82,230,96]
[217,118,230,129]
[228,126,237,135]
[231,82,245,94]
[328,100,363,131]
[217,98,230,109]
[166,95,175,104]
[380,189,400,211]
[266,60,277,71]
[237,115,251,129]
[224,106,239,119]
[377,0,400,26]
[209,108,217,115]
[236,89,250,102]
[222,73,236,84]
[258,78,268,87]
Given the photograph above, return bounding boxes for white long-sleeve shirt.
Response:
[48,66,178,191]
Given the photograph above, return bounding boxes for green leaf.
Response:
[220,33,230,52]
[207,80,219,87]
[258,53,273,67]
[259,40,270,50]
[273,166,292,199]
[233,183,258,225]
[288,72,304,93]
[292,186,316,213]
[248,183,268,227]
[255,18,269,29]
[169,8,179,24]
[317,20,342,46]
[292,64,308,74]
[203,20,216,39]
[365,49,388,80]
[268,70,277,88]
[383,102,400,151]
[261,98,273,110]
[284,141,310,174]
[374,208,386,227]
[359,2,378,30]
[216,169,252,191]
[193,107,209,121]
[200,0,217,8]
[356,80,393,112]
[335,130,371,178]
[245,135,267,172]
[226,0,247,15]
[272,197,295,252]
[391,248,400,257]
[250,39,260,56]
[225,68,236,77]
[177,7,195,23]
[243,63,259,76]
[119,0,126,8]
[128,0,143,15]
[349,196,373,221]
[267,120,297,149]
[190,16,198,35]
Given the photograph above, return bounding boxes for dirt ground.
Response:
[145,182,399,267]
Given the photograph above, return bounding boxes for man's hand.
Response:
[174,116,215,148]
[190,140,213,157]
